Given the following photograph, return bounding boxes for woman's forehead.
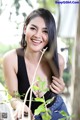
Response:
[28,16,47,27]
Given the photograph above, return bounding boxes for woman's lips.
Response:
[31,39,42,45]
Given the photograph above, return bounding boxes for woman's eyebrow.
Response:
[31,24,37,28]
[43,28,47,30]
[31,24,47,30]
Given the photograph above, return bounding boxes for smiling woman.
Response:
[3,8,69,120]
[23,16,48,52]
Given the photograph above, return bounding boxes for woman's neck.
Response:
[24,48,42,65]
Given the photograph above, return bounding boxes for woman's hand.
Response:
[13,101,34,120]
[49,76,65,94]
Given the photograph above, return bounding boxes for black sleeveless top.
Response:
[16,48,57,114]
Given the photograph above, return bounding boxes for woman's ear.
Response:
[23,25,26,35]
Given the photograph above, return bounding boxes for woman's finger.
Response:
[52,76,65,90]
[17,110,22,119]
[52,83,61,93]
[13,109,18,119]
[49,84,59,94]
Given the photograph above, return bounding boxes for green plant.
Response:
[0,80,73,120]
[59,110,74,120]
[32,76,53,120]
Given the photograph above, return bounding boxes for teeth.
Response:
[32,40,41,43]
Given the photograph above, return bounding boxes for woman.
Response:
[3,8,68,120]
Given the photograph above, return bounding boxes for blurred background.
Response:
[0,0,80,120]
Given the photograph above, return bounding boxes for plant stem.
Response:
[22,48,48,120]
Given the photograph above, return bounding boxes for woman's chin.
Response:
[30,47,43,53]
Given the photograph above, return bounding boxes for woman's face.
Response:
[24,16,48,52]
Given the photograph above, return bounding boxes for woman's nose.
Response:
[35,30,42,38]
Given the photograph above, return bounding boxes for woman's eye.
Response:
[43,31,48,34]
[30,27,36,30]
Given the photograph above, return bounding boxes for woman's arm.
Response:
[3,50,32,119]
[58,53,65,78]
[50,53,65,94]
[3,50,18,97]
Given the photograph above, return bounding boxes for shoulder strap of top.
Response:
[16,48,24,57]
[16,48,30,99]
[16,48,25,74]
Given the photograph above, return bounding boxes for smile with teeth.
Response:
[32,39,42,44]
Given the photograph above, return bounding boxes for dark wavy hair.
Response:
[20,8,60,77]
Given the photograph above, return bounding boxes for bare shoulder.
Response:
[58,53,65,77]
[3,49,16,58]
[58,53,65,67]
[3,49,17,62]
[3,49,18,73]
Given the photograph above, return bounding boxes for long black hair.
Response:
[20,8,60,77]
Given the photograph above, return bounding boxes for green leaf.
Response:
[42,112,52,120]
[42,88,49,92]
[46,97,55,105]
[40,81,46,89]
[13,91,20,97]
[34,104,46,115]
[32,85,40,91]
[34,98,45,103]
[59,110,68,117]
[36,76,49,92]
[46,109,52,115]
[36,76,41,81]
[36,76,47,91]
[7,93,12,100]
